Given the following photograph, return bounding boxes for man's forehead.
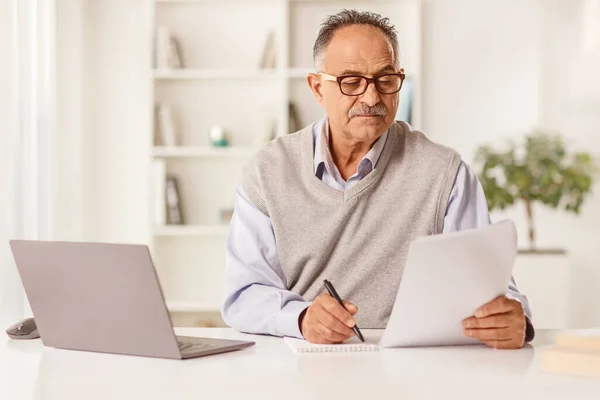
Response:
[324,25,396,68]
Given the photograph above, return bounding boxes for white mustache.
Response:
[348,104,388,118]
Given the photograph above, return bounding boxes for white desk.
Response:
[1,328,598,400]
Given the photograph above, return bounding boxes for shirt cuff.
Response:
[276,300,311,339]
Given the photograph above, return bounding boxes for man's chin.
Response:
[346,118,389,139]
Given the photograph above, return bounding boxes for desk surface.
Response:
[1,328,598,400]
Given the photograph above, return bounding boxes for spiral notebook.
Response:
[284,337,379,354]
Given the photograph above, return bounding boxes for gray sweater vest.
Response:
[242,121,462,328]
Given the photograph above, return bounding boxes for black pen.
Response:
[323,279,365,343]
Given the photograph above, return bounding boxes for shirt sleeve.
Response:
[444,161,534,341]
[221,185,311,339]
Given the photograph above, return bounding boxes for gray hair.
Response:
[313,9,400,72]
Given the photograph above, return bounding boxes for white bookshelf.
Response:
[152,146,258,158]
[149,0,423,319]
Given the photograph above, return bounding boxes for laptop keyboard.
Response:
[177,338,220,354]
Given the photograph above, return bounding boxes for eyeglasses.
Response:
[319,69,406,96]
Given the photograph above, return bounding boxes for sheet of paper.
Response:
[380,219,517,348]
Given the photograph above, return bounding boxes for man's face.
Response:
[308,25,400,143]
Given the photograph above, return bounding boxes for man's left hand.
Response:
[462,296,526,349]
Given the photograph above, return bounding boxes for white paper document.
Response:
[379,219,517,348]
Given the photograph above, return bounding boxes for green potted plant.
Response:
[475,131,596,253]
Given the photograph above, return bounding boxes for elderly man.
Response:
[222,10,534,349]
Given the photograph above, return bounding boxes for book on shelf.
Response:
[155,26,184,69]
[154,103,178,146]
[166,175,184,225]
[258,30,277,69]
[152,160,167,226]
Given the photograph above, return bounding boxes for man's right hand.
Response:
[299,293,358,344]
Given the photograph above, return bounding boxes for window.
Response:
[0,0,56,327]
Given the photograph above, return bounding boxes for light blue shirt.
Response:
[314,118,389,191]
[222,118,532,339]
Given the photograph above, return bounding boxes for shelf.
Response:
[153,68,279,80]
[166,300,221,313]
[287,68,314,79]
[153,146,257,158]
[153,225,229,236]
[291,0,398,3]
[157,0,276,3]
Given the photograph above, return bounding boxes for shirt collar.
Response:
[313,117,389,176]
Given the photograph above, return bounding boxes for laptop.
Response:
[9,240,255,359]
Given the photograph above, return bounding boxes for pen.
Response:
[323,279,365,343]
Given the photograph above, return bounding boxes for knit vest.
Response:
[241,121,462,328]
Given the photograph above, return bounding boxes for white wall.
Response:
[534,0,600,327]
[82,0,152,243]
[422,0,542,160]
[422,0,600,327]
[55,0,84,241]
[55,0,152,244]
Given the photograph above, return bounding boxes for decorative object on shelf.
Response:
[155,103,178,146]
[258,30,277,69]
[396,76,413,125]
[475,131,596,252]
[220,208,234,224]
[166,175,184,225]
[155,26,184,69]
[288,102,302,133]
[209,125,229,147]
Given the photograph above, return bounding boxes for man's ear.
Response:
[307,73,325,107]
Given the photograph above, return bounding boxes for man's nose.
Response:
[359,81,381,107]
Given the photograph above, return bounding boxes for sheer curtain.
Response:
[0,0,56,328]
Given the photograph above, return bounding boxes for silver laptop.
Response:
[9,240,254,359]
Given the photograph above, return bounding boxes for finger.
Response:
[319,295,355,327]
[475,297,519,318]
[343,301,358,315]
[314,307,355,337]
[462,314,511,329]
[482,340,521,350]
[315,322,349,343]
[464,327,512,341]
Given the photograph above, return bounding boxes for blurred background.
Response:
[1,0,598,330]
